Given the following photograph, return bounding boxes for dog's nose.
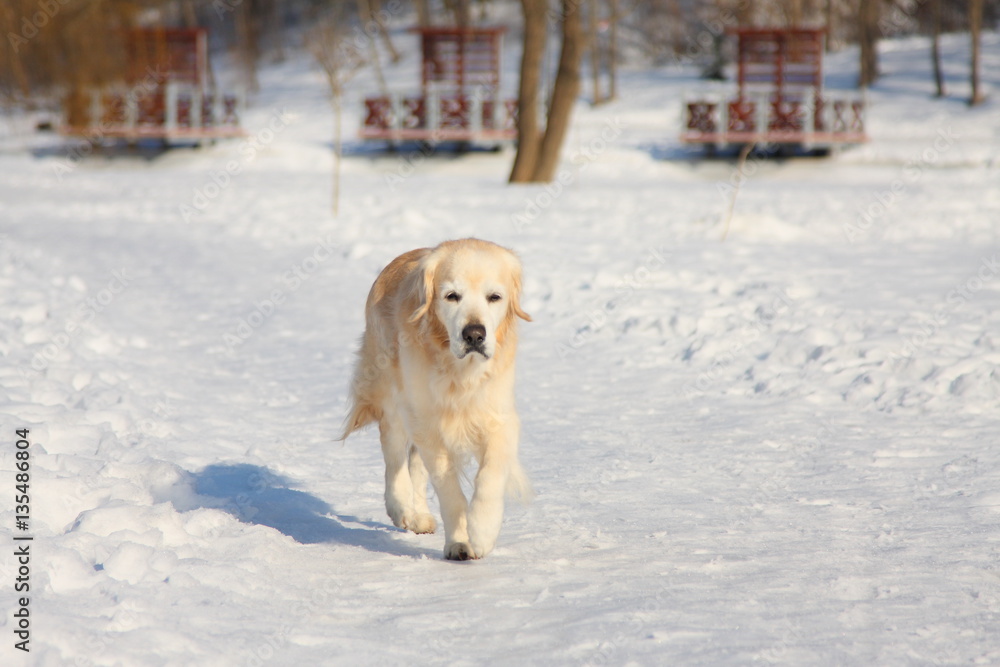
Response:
[462,324,486,348]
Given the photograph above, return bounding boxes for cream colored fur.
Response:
[339,238,532,560]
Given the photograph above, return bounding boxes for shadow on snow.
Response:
[190,462,436,559]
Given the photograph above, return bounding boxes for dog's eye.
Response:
[445,292,462,302]
[488,293,503,303]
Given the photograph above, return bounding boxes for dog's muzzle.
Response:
[461,323,488,357]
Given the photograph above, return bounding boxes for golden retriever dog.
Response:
[339,239,532,560]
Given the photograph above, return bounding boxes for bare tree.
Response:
[509,0,584,183]
[532,0,583,182]
[357,0,390,94]
[235,1,261,94]
[587,0,618,105]
[930,0,945,97]
[858,0,880,87]
[789,0,804,25]
[588,0,601,104]
[969,0,985,105]
[360,0,401,64]
[825,0,837,51]
[607,0,618,100]
[445,0,472,27]
[415,0,431,26]
[509,0,548,182]
[307,14,364,216]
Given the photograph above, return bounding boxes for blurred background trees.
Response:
[1,0,996,164]
[1,0,309,108]
[3,0,997,110]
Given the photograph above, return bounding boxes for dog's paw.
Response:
[408,513,437,535]
[468,539,493,560]
[386,506,409,530]
[444,542,477,561]
[387,506,436,534]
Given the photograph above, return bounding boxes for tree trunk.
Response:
[181,0,198,27]
[333,85,342,216]
[368,0,401,64]
[235,3,260,94]
[1,1,32,99]
[789,0,803,26]
[268,0,285,63]
[415,0,431,27]
[531,0,583,182]
[306,11,358,217]
[588,0,601,105]
[969,0,984,106]
[825,0,836,52]
[509,0,548,183]
[358,0,389,95]
[607,0,617,100]
[448,0,471,27]
[931,0,945,98]
[858,0,879,88]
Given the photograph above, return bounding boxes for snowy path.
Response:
[2,32,1000,666]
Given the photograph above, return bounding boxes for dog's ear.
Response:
[408,252,439,323]
[507,253,532,322]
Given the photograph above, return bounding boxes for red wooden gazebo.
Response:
[681,27,866,150]
[360,27,517,145]
[62,27,244,144]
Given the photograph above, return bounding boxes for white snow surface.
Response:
[2,30,1000,666]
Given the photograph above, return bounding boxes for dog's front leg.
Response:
[467,425,516,559]
[419,445,472,560]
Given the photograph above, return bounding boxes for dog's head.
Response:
[409,239,531,361]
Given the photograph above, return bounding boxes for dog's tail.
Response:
[506,460,535,504]
[337,400,379,442]
[338,336,380,441]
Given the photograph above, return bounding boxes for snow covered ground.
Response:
[1,28,999,666]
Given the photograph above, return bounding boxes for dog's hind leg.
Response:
[379,414,425,533]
